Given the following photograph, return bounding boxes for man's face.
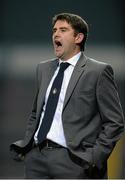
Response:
[52,20,82,61]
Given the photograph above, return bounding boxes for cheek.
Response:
[64,38,74,48]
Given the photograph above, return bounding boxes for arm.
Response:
[10,64,40,160]
[93,65,125,169]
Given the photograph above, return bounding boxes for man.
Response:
[10,13,124,179]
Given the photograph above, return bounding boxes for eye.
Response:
[52,28,57,34]
[61,29,66,32]
[61,28,67,32]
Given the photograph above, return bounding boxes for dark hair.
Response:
[52,13,89,51]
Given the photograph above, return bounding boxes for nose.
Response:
[53,29,60,38]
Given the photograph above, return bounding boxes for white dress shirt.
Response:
[34,52,81,147]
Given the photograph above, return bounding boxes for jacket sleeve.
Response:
[10,64,40,159]
[93,64,125,169]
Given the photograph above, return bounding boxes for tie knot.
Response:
[59,62,70,72]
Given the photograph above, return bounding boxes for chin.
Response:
[56,54,63,59]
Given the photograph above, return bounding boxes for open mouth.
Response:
[54,40,62,48]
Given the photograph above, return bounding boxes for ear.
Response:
[75,33,84,44]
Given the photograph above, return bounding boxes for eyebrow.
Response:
[53,27,69,31]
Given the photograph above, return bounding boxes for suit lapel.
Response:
[37,54,87,119]
[39,60,58,99]
[63,54,87,111]
[37,59,58,120]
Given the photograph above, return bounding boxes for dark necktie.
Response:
[37,62,70,144]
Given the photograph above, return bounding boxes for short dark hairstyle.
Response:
[52,13,89,51]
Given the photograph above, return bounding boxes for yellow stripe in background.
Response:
[108,135,125,179]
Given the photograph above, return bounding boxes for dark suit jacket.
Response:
[10,53,124,178]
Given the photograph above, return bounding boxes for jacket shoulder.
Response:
[87,57,108,67]
[86,56,113,73]
[38,58,58,67]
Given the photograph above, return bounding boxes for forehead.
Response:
[53,20,73,29]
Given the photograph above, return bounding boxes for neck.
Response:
[61,50,81,61]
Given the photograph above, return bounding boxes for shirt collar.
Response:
[59,51,82,67]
